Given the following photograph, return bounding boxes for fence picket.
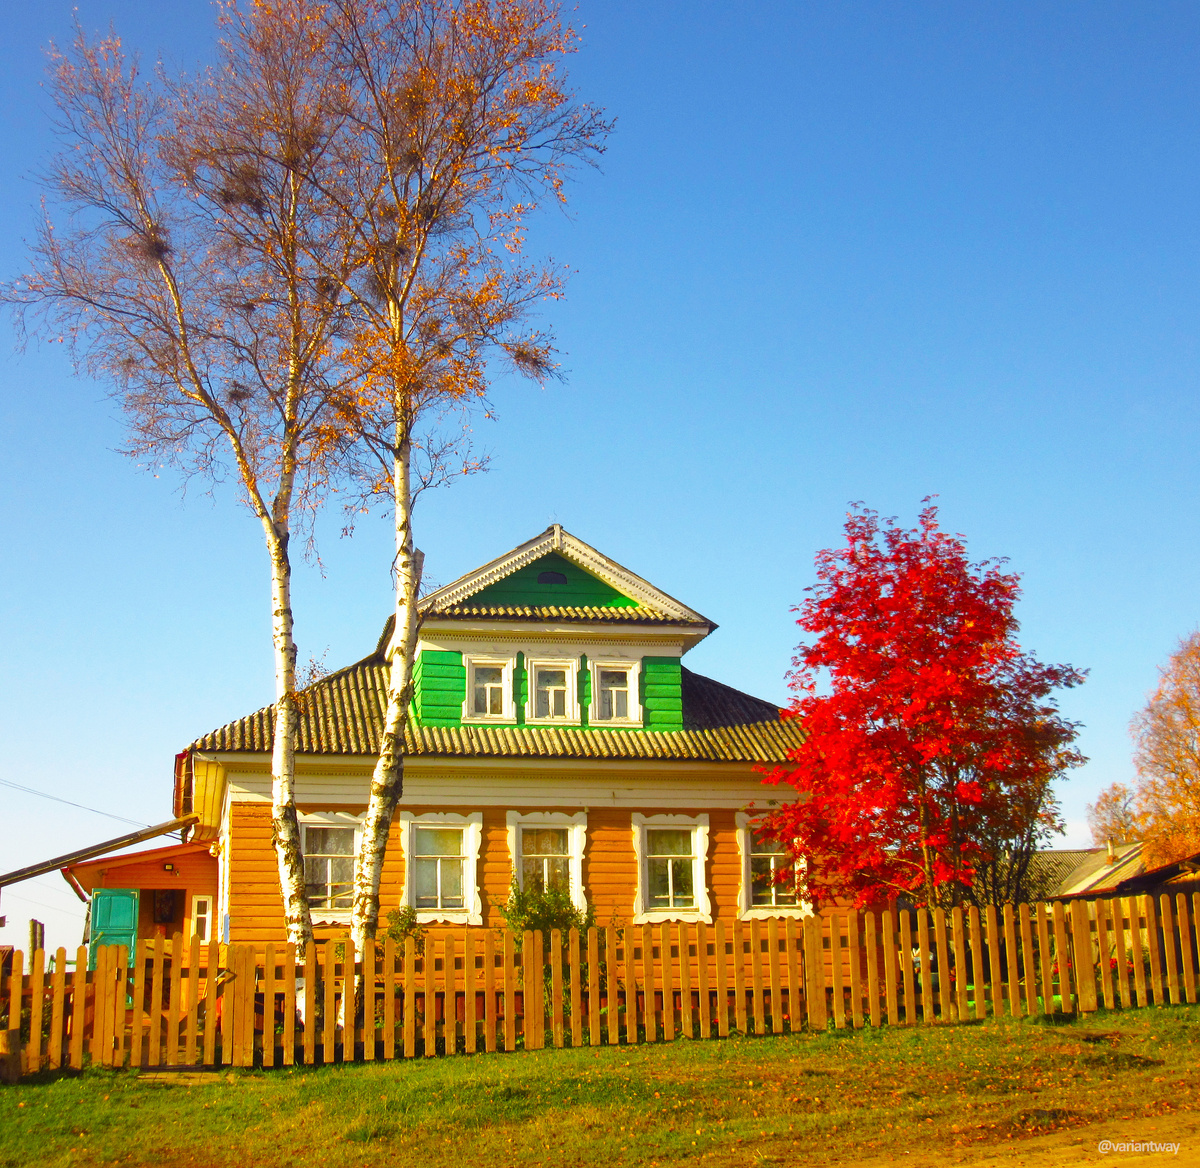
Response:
[639,924,654,1043]
[445,935,458,1057]
[384,938,397,1060]
[696,921,712,1039]
[967,907,986,1020]
[68,947,86,1070]
[403,937,417,1059]
[715,922,730,1038]
[1095,900,1115,1010]
[1161,896,1181,1006]
[28,949,45,1073]
[660,922,674,1042]
[604,926,618,1045]
[502,932,516,1052]
[985,907,1004,1017]
[484,930,497,1053]
[532,931,546,1050]
[569,927,582,1048]
[678,922,693,1039]
[1051,902,1073,1012]
[166,933,182,1065]
[1017,906,1036,1017]
[551,929,565,1048]
[204,942,219,1066]
[1177,894,1197,1005]
[262,940,275,1069]
[424,939,438,1058]
[1126,898,1148,1008]
[898,912,915,1026]
[464,931,477,1055]
[303,945,316,1065]
[732,921,747,1035]
[864,912,880,1028]
[804,915,827,1030]
[1144,896,1165,1005]
[768,918,784,1033]
[933,909,952,1023]
[785,917,801,1032]
[830,915,846,1030]
[625,928,640,1044]
[49,949,66,1072]
[1071,901,1099,1013]
[185,936,201,1066]
[283,942,296,1066]
[587,926,601,1045]
[1035,904,1054,1013]
[916,911,932,1024]
[7,950,22,1076]
[1002,905,1020,1018]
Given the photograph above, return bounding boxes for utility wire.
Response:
[0,777,154,830]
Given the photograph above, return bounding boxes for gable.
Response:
[469,553,638,609]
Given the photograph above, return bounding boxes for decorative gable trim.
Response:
[420,525,712,626]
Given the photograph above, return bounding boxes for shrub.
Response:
[497,878,594,947]
[384,905,426,954]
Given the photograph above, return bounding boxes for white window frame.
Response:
[631,813,711,924]
[300,811,363,925]
[588,657,643,727]
[462,655,517,723]
[525,656,580,724]
[190,894,213,944]
[735,812,812,920]
[505,811,588,912]
[399,811,484,925]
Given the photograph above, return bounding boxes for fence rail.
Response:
[3,893,1198,1078]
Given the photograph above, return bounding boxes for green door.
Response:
[88,888,139,970]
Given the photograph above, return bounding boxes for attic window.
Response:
[537,570,568,585]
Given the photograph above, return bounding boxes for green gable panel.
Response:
[414,649,465,727]
[470,553,638,608]
[641,657,683,731]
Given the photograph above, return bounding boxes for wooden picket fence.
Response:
[3,893,1199,1078]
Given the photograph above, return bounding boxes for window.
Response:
[505,812,588,911]
[538,570,568,585]
[303,825,355,911]
[631,813,711,924]
[462,657,515,722]
[735,812,810,920]
[589,658,641,725]
[525,657,578,723]
[190,895,212,942]
[400,812,484,924]
[414,827,465,910]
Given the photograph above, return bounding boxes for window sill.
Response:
[631,907,713,926]
[413,908,483,927]
[739,905,813,922]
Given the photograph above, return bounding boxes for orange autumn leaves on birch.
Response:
[759,503,1086,909]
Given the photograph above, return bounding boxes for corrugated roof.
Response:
[191,659,801,763]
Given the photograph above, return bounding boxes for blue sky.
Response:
[2,1,1199,953]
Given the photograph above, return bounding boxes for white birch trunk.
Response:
[264,521,315,953]
[351,435,422,951]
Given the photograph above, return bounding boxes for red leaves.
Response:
[759,502,1085,907]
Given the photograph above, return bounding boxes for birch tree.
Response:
[5,6,361,950]
[314,0,609,950]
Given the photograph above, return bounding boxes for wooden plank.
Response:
[7,950,23,1075]
[502,931,516,1052]
[785,917,801,1032]
[830,914,846,1029]
[916,910,932,1024]
[625,928,640,1044]
[1127,897,1148,1007]
[767,918,784,1033]
[804,914,827,1031]
[1051,902,1074,1013]
[846,913,863,1030]
[283,942,296,1067]
[967,907,985,1020]
[715,921,730,1038]
[129,939,147,1069]
[1035,904,1055,1013]
[185,935,201,1066]
[166,933,183,1065]
[69,946,87,1071]
[463,931,477,1055]
[1161,896,1182,1005]
[696,921,712,1039]
[551,929,565,1048]
[93,946,110,1068]
[586,926,600,1045]
[244,945,258,1067]
[1144,896,1165,1006]
[883,909,901,1026]
[732,920,747,1035]
[321,942,335,1064]
[116,945,131,1068]
[101,946,117,1068]
[303,944,317,1065]
[146,938,163,1067]
[678,922,694,1039]
[1109,899,1130,1008]
[898,912,915,1026]
[749,919,765,1035]
[933,909,952,1023]
[49,948,67,1072]
[1177,894,1197,1005]
[359,942,373,1064]
[660,922,675,1042]
[203,943,219,1067]
[604,926,618,1045]
[1071,901,1099,1013]
[1018,905,1037,1017]
[228,946,243,1069]
[484,929,497,1053]
[638,924,654,1043]
[27,949,45,1073]
[344,938,357,1063]
[383,938,397,1060]
[985,907,1004,1018]
[424,938,438,1058]
[444,935,458,1057]
[1002,905,1020,1017]
[1095,900,1115,1010]
[951,908,969,1021]
[568,927,581,1048]
[403,937,417,1059]
[864,912,880,1028]
[528,930,543,1050]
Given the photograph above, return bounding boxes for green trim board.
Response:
[470,553,638,609]
[642,656,684,731]
[413,649,465,726]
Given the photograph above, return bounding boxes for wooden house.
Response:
[174,525,807,946]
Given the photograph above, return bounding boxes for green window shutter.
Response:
[641,657,684,731]
[578,654,590,728]
[514,652,527,725]
[413,649,465,726]
[88,888,139,970]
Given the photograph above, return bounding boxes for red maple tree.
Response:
[759,502,1085,909]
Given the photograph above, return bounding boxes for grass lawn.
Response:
[4,1006,1200,1168]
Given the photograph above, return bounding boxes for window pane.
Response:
[751,829,786,856]
[522,828,569,857]
[440,859,464,906]
[546,856,570,890]
[648,857,671,907]
[306,826,353,855]
[489,687,503,715]
[416,827,463,857]
[538,669,566,688]
[647,828,692,857]
[671,857,695,906]
[600,669,626,687]
[552,689,566,716]
[615,690,628,718]
[535,689,549,718]
[522,856,547,893]
[414,857,438,907]
[476,666,502,685]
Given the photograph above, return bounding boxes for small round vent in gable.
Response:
[538,570,568,585]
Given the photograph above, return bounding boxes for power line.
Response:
[0,777,154,830]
